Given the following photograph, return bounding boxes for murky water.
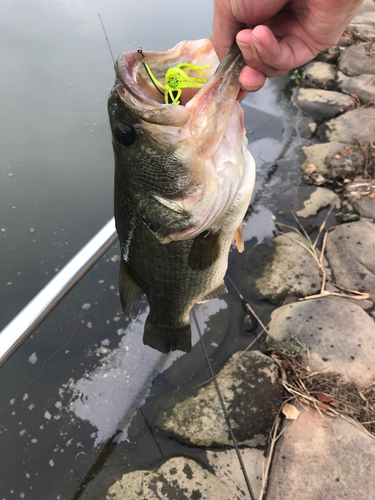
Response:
[0,1,297,498]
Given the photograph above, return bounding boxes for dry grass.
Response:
[271,353,375,437]
[275,207,370,302]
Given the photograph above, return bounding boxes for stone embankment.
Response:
[106,2,375,498]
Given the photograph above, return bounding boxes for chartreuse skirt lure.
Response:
[140,52,209,105]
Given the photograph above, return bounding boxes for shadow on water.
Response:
[0,1,299,499]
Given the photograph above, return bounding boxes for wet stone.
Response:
[266,409,375,500]
[337,71,375,104]
[315,45,342,64]
[323,107,375,143]
[266,296,375,386]
[295,187,340,218]
[304,61,336,89]
[244,232,321,304]
[338,42,375,76]
[292,88,353,120]
[207,448,264,499]
[106,456,232,500]
[352,196,375,219]
[295,112,317,139]
[153,351,283,447]
[325,219,375,295]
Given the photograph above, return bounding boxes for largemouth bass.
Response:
[108,38,255,354]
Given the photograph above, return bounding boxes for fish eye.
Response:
[115,123,136,147]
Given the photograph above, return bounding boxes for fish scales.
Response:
[109,39,255,354]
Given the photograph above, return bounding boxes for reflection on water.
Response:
[63,299,227,446]
[0,1,296,498]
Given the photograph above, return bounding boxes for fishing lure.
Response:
[138,49,209,105]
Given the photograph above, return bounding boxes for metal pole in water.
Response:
[0,218,118,368]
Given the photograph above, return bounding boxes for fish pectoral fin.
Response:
[119,260,143,320]
[143,316,191,354]
[198,282,228,303]
[188,229,221,270]
[235,223,244,253]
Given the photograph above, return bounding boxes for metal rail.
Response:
[0,218,118,368]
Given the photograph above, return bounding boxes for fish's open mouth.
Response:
[116,39,219,108]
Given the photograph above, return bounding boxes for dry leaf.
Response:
[342,149,353,156]
[314,392,335,403]
[282,403,300,420]
[369,193,375,199]
[305,163,316,174]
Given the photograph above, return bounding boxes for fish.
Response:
[108,38,255,354]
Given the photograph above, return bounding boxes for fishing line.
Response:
[98,13,115,64]
[0,261,117,415]
[192,309,256,500]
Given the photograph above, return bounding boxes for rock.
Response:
[266,296,375,386]
[292,88,353,120]
[349,0,375,42]
[302,142,346,175]
[266,409,375,500]
[295,112,317,139]
[353,196,375,219]
[337,71,375,103]
[338,42,375,76]
[153,351,283,447]
[207,449,264,499]
[315,46,342,64]
[323,108,375,143]
[305,61,336,89]
[244,232,322,304]
[106,450,264,500]
[302,141,365,180]
[296,187,340,218]
[325,219,375,295]
[106,456,232,500]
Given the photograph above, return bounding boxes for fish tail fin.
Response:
[143,316,191,354]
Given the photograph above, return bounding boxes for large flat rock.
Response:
[244,233,322,304]
[337,71,375,103]
[338,42,375,76]
[325,219,375,294]
[266,296,375,386]
[153,351,283,447]
[106,456,232,500]
[266,409,375,500]
[106,450,264,500]
[302,141,365,179]
[323,108,375,143]
[292,88,353,120]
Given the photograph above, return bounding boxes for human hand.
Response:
[212,0,364,95]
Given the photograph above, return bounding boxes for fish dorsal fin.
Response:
[119,260,143,320]
[235,223,244,253]
[188,229,221,270]
[198,282,228,303]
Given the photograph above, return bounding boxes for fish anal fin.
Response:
[235,223,244,253]
[188,229,221,270]
[119,260,143,320]
[198,282,228,303]
[143,316,191,354]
